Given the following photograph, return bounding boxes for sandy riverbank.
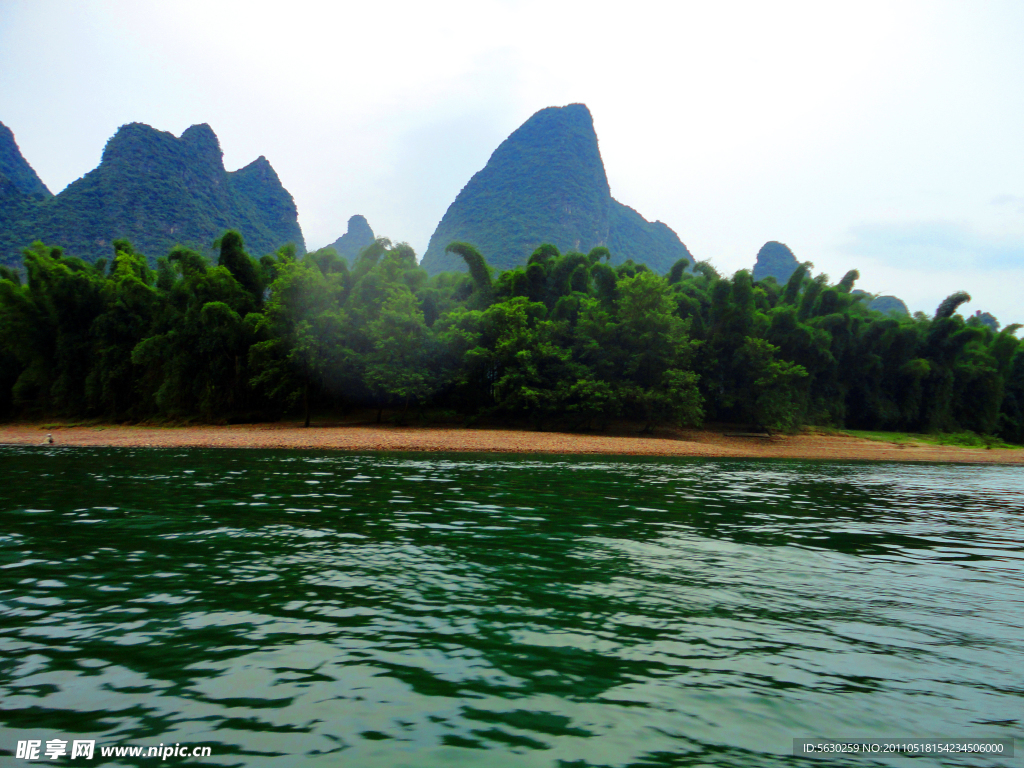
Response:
[2,422,1023,464]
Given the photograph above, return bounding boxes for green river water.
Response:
[0,446,1022,767]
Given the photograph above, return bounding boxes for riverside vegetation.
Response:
[1,233,1022,444]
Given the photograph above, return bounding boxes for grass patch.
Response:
[842,429,1020,450]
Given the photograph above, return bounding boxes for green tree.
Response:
[249,258,348,427]
[362,289,436,421]
[732,337,808,432]
[87,242,159,417]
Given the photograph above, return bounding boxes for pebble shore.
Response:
[2,423,1022,464]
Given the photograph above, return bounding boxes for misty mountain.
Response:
[0,121,304,265]
[419,104,692,274]
[867,295,910,316]
[326,215,375,261]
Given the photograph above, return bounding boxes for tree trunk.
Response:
[303,383,310,428]
[376,407,383,424]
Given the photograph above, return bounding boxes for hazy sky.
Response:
[2,0,1022,322]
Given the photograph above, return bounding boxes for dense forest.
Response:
[1,233,1022,443]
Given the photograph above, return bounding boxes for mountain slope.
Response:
[0,122,52,257]
[229,155,304,251]
[420,104,691,274]
[608,200,693,272]
[0,121,51,200]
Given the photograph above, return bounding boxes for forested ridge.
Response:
[1,233,1022,444]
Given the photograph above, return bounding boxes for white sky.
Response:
[1,0,1022,323]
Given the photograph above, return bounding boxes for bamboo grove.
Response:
[1,233,1022,442]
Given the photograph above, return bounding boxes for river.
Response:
[1,447,1021,766]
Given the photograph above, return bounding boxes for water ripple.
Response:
[1,447,1022,766]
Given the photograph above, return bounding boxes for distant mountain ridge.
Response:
[0,121,304,265]
[420,104,693,274]
[753,239,910,316]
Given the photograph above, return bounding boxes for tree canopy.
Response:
[1,232,1021,443]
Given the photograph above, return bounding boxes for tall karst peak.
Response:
[0,120,52,199]
[489,103,609,198]
[420,103,691,274]
[1,121,304,265]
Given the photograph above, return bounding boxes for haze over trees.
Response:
[1,232,1021,444]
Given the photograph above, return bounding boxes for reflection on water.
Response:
[1,447,1022,766]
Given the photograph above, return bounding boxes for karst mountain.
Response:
[0,120,304,264]
[420,104,693,274]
